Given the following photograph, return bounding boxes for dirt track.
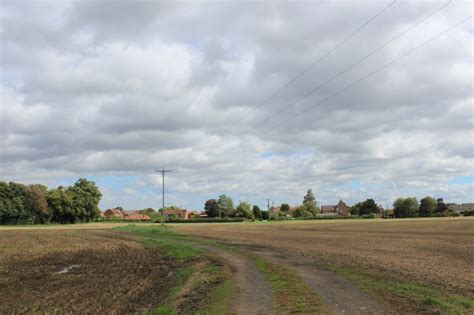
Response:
[237,243,386,315]
[200,244,274,314]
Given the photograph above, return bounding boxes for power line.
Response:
[262,15,473,136]
[261,0,452,125]
[224,0,397,132]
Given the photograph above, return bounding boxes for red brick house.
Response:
[103,207,126,218]
[320,200,350,216]
[166,208,189,220]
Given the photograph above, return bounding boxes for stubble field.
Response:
[176,218,474,299]
[0,229,179,313]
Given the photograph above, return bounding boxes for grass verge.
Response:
[330,266,474,314]
[251,255,331,314]
[114,225,234,314]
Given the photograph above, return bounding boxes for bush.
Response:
[463,210,474,217]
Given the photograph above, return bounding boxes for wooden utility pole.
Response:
[156,169,172,226]
[267,198,271,222]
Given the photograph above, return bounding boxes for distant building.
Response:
[320,200,350,216]
[270,206,298,215]
[165,208,189,220]
[125,213,151,221]
[103,208,150,221]
[449,203,474,214]
[103,207,126,218]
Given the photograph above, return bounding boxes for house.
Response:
[103,208,151,221]
[165,208,189,220]
[125,213,151,221]
[188,211,201,219]
[320,200,350,216]
[103,207,126,218]
[270,206,298,215]
[449,203,474,214]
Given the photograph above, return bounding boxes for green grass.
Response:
[114,225,201,260]
[331,266,474,314]
[115,225,234,314]
[195,278,234,315]
[251,255,330,314]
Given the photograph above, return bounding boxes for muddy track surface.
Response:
[199,244,274,315]
[234,243,387,315]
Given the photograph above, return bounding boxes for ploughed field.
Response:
[0,229,179,313]
[176,218,474,299]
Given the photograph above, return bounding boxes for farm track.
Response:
[234,243,387,315]
[199,244,274,314]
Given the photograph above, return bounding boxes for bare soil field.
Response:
[175,218,474,303]
[0,229,181,314]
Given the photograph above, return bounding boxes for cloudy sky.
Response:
[0,0,472,210]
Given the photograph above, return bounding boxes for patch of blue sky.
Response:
[449,175,474,184]
[56,174,136,190]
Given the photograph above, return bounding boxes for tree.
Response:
[252,205,262,220]
[260,210,269,220]
[303,189,316,206]
[294,202,319,218]
[350,202,362,216]
[0,181,16,224]
[47,186,75,223]
[204,199,220,218]
[419,196,437,217]
[393,197,419,218]
[217,194,234,217]
[234,201,254,219]
[68,178,102,222]
[436,198,449,215]
[280,203,290,214]
[25,185,49,224]
[359,199,379,216]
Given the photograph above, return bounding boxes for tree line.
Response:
[0,178,102,224]
[392,197,462,218]
[204,189,320,220]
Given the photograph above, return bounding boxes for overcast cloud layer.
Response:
[0,0,473,210]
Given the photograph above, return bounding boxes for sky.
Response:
[0,0,473,211]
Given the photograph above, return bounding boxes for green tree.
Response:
[25,185,49,224]
[350,202,362,216]
[68,178,102,222]
[359,199,379,216]
[217,194,234,217]
[393,197,419,218]
[47,186,75,223]
[294,202,319,218]
[233,201,254,219]
[303,189,316,206]
[260,210,269,220]
[280,203,290,214]
[204,199,220,218]
[436,198,449,215]
[252,205,262,220]
[419,196,437,217]
[0,181,15,224]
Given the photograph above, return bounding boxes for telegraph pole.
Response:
[156,169,172,226]
[267,198,271,222]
